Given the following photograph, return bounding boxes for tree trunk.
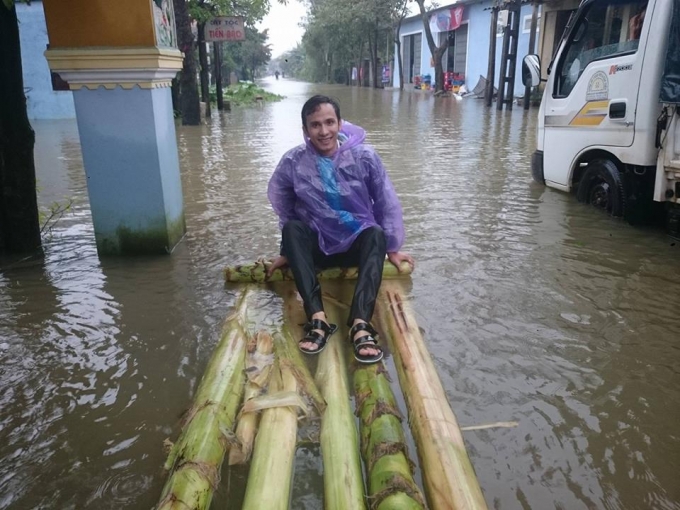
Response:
[372,28,380,88]
[414,0,447,93]
[173,0,200,125]
[197,22,211,118]
[433,47,446,93]
[396,37,404,90]
[171,77,180,113]
[385,29,390,83]
[214,42,223,111]
[395,8,407,91]
[367,32,375,88]
[356,38,364,87]
[325,43,331,83]
[0,3,41,254]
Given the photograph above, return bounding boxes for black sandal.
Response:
[349,322,383,364]
[299,319,338,355]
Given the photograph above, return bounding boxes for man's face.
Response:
[303,103,341,156]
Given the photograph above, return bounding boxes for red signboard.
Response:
[430,6,465,32]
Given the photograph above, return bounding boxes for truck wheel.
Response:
[576,160,626,217]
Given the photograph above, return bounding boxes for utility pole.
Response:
[485,7,499,107]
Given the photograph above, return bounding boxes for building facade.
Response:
[394,0,542,98]
[17,1,76,119]
[537,0,580,80]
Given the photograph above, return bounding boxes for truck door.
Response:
[543,0,648,187]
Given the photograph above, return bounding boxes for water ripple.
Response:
[1,80,678,509]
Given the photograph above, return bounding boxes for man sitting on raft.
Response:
[267,95,413,364]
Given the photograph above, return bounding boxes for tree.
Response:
[300,0,406,88]
[172,0,281,123]
[413,0,447,93]
[189,0,271,116]
[219,26,272,81]
[271,45,306,78]
[239,28,272,80]
[393,2,408,90]
[174,0,201,125]
[0,1,41,254]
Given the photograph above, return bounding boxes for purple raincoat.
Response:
[268,121,405,255]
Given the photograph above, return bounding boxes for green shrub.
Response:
[209,82,283,106]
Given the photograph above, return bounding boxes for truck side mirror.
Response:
[522,54,541,88]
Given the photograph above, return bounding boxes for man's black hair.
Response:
[301,95,341,128]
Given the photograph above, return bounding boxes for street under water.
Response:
[1,78,679,509]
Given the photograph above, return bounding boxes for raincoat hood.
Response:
[269,121,405,255]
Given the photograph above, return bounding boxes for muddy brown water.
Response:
[1,78,679,509]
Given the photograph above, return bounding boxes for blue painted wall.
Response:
[16,1,75,119]
[393,15,428,90]
[151,89,185,225]
[73,86,184,249]
[394,1,540,97]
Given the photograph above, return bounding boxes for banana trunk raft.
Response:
[155,261,488,510]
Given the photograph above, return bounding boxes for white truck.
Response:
[522,0,680,237]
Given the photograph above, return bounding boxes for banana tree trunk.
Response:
[316,301,366,510]
[376,280,487,510]
[354,362,426,509]
[225,260,412,283]
[228,330,275,465]
[329,284,425,509]
[277,320,327,415]
[241,358,299,509]
[156,288,252,510]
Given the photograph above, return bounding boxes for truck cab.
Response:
[523,0,679,234]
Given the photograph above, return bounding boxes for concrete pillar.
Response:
[42,0,186,255]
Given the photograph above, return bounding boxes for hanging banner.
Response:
[382,65,391,84]
[429,6,465,34]
[204,17,245,42]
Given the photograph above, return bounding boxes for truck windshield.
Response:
[555,0,648,98]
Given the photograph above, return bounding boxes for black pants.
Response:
[281,221,387,326]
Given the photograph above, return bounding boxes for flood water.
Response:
[1,78,679,510]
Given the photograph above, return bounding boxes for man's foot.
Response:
[299,314,337,354]
[349,321,383,364]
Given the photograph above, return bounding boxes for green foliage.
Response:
[218,26,272,81]
[39,199,73,239]
[188,0,270,25]
[3,0,37,9]
[239,27,272,78]
[298,0,408,84]
[210,82,283,105]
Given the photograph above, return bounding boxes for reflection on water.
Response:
[1,78,679,509]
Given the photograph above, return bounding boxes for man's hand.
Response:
[387,252,415,272]
[266,255,289,277]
